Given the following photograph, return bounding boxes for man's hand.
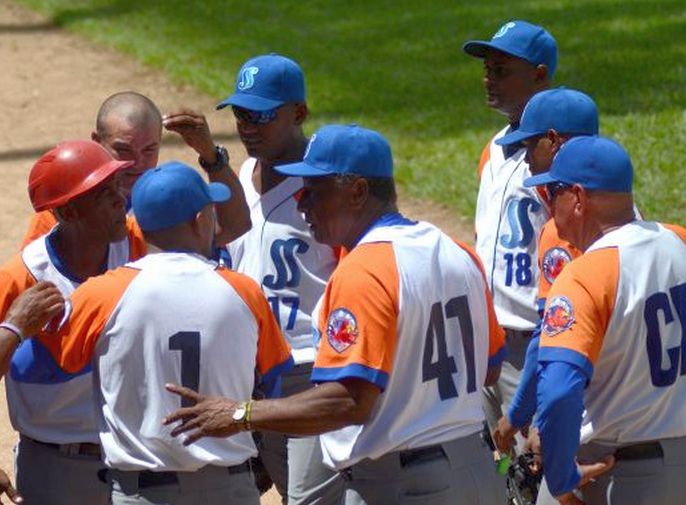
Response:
[493,415,518,453]
[523,426,542,474]
[6,282,64,337]
[162,384,242,445]
[555,455,615,505]
[162,109,216,162]
[0,467,22,504]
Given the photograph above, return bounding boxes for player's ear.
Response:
[349,177,370,210]
[91,131,100,143]
[293,103,309,126]
[534,64,550,84]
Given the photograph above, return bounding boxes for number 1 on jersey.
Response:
[169,331,200,407]
[422,296,477,400]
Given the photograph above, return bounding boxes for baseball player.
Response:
[214,54,342,504]
[525,135,686,505]
[463,20,557,438]
[485,88,598,450]
[36,161,293,505]
[164,124,507,505]
[22,91,250,248]
[0,139,146,505]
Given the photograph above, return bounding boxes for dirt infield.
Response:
[0,1,471,500]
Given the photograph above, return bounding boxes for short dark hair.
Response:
[333,174,397,204]
[96,91,162,138]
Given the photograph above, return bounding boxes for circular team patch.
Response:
[543,296,575,337]
[542,247,573,285]
[326,308,359,353]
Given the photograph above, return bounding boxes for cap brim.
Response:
[216,93,284,111]
[463,40,496,58]
[274,160,332,178]
[495,129,540,146]
[523,171,558,188]
[207,182,231,203]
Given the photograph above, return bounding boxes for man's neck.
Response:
[253,135,309,194]
[51,226,110,282]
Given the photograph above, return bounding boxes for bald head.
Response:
[96,91,162,137]
[92,91,163,194]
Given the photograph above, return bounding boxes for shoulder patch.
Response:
[543,296,575,337]
[326,308,359,353]
[542,247,573,285]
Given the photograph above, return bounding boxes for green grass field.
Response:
[17,0,686,223]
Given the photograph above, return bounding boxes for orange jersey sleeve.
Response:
[0,253,37,319]
[663,223,686,244]
[216,267,292,380]
[537,219,581,302]
[453,240,506,362]
[126,215,147,260]
[21,211,57,249]
[37,267,139,373]
[477,141,491,179]
[539,248,619,368]
[312,242,399,390]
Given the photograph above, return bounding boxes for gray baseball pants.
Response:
[260,362,344,505]
[15,434,109,505]
[340,431,505,505]
[536,437,686,505]
[108,463,259,505]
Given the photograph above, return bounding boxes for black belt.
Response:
[137,462,251,488]
[614,442,663,461]
[339,444,447,481]
[398,444,447,467]
[23,435,102,457]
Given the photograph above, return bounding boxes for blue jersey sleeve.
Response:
[535,359,586,496]
[507,328,540,427]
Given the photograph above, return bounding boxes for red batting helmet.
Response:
[28,140,133,211]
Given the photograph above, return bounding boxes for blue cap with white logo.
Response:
[524,136,633,192]
[275,124,393,178]
[132,161,231,232]
[216,54,306,112]
[463,20,558,78]
[496,88,599,146]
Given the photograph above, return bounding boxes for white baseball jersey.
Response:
[0,221,145,444]
[225,158,337,364]
[539,221,686,445]
[475,127,550,330]
[38,252,293,471]
[311,218,506,469]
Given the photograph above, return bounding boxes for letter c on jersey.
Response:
[644,282,686,387]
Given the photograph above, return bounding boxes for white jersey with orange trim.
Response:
[475,127,550,330]
[38,252,293,471]
[311,218,506,470]
[226,158,337,364]
[1,220,145,444]
[540,221,686,445]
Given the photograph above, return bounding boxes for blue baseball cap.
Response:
[275,124,393,178]
[524,136,633,192]
[496,88,599,146]
[463,20,558,78]
[216,54,305,112]
[132,161,231,232]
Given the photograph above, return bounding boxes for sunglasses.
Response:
[231,105,278,125]
[546,182,573,200]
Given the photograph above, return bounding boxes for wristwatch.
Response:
[198,145,229,173]
[232,400,253,431]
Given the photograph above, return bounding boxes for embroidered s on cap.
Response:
[216,53,305,112]
[463,20,558,78]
